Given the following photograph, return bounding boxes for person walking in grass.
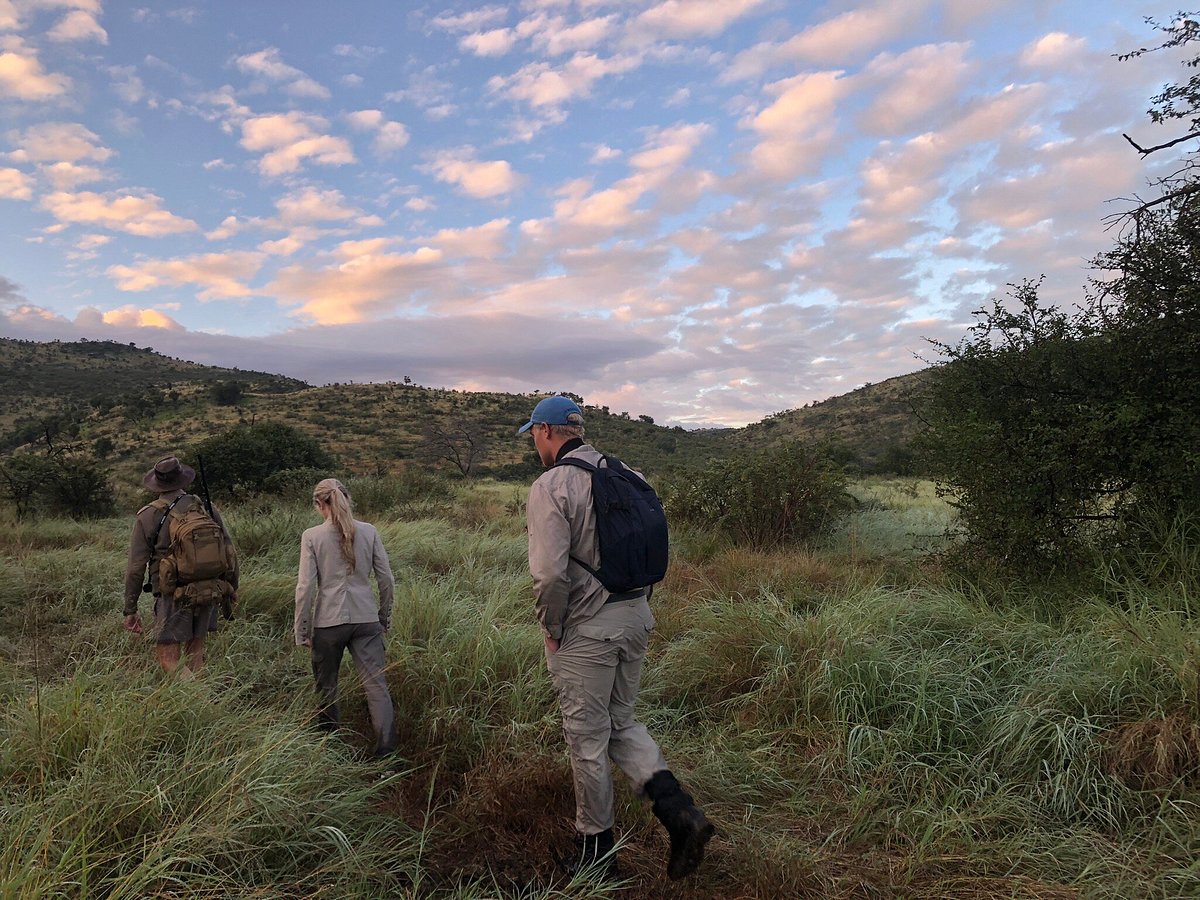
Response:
[122,456,238,676]
[294,478,399,759]
[519,395,715,880]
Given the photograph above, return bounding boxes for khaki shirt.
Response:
[294,520,395,644]
[123,491,237,615]
[527,443,620,640]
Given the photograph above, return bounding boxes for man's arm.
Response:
[527,477,572,642]
[123,515,151,621]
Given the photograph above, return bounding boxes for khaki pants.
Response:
[546,596,669,835]
[311,621,398,757]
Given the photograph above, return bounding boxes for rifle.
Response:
[198,455,236,621]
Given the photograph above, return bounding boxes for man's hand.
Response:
[300,638,312,648]
[123,614,143,634]
[544,634,560,655]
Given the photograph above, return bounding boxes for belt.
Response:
[605,588,646,604]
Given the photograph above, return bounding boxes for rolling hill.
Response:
[0,338,927,485]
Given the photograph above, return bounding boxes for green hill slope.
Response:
[1,338,926,483]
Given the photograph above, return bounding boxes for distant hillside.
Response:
[0,338,307,450]
[730,370,930,471]
[0,338,928,485]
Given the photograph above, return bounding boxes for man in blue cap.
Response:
[518,395,714,880]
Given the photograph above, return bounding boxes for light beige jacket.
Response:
[294,519,394,644]
[527,443,618,640]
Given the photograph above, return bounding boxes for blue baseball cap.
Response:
[517,395,584,434]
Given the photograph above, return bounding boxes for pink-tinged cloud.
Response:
[7,122,113,164]
[47,10,108,43]
[275,186,360,225]
[529,14,616,55]
[1020,32,1089,69]
[0,166,32,200]
[0,37,72,100]
[461,28,516,57]
[233,47,330,99]
[41,190,199,236]
[723,0,932,79]
[633,0,767,39]
[430,152,522,198]
[42,161,107,189]
[269,245,444,324]
[239,112,355,176]
[99,305,183,330]
[432,6,508,33]
[747,71,849,180]
[488,52,641,108]
[107,251,264,299]
[424,219,511,259]
[860,43,975,136]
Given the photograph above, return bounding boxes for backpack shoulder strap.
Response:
[550,456,598,473]
[151,494,186,548]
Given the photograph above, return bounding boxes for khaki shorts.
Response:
[154,594,220,644]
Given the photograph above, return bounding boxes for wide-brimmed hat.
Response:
[143,456,195,492]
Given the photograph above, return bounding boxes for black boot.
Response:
[644,770,715,880]
[563,827,617,879]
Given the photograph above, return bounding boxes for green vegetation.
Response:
[3,475,1200,897]
[194,421,337,497]
[665,441,853,549]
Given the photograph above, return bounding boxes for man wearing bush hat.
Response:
[122,455,237,675]
[518,395,714,880]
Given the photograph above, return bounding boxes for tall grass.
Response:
[2,477,1200,896]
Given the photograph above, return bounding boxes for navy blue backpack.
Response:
[552,454,669,594]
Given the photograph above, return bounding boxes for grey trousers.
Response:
[546,596,669,835]
[311,621,398,756]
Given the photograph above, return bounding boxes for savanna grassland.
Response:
[3,474,1200,899]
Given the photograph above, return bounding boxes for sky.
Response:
[0,0,1187,426]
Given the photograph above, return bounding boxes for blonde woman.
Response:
[294,478,398,758]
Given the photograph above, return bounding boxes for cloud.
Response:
[7,122,113,164]
[42,161,107,189]
[0,166,32,199]
[745,71,850,180]
[1020,32,1089,69]
[723,0,932,79]
[346,109,410,157]
[0,274,24,304]
[0,37,72,100]
[47,9,108,43]
[461,28,517,57]
[98,305,184,329]
[41,190,199,235]
[429,151,522,198]
[274,186,361,225]
[269,243,445,324]
[233,47,330,99]
[423,218,511,258]
[859,43,975,136]
[632,0,767,39]
[488,51,641,109]
[432,6,508,33]
[107,251,264,299]
[239,111,355,176]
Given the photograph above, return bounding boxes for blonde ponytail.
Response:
[313,478,356,571]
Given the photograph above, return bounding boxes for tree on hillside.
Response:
[194,422,335,496]
[419,419,489,477]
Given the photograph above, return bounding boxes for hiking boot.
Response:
[644,770,715,880]
[562,828,618,879]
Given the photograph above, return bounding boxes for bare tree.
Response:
[1112,14,1200,233]
[419,419,489,476]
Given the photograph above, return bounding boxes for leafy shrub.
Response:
[345,470,454,517]
[666,442,853,548]
[209,379,245,405]
[194,422,335,497]
[0,451,114,519]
